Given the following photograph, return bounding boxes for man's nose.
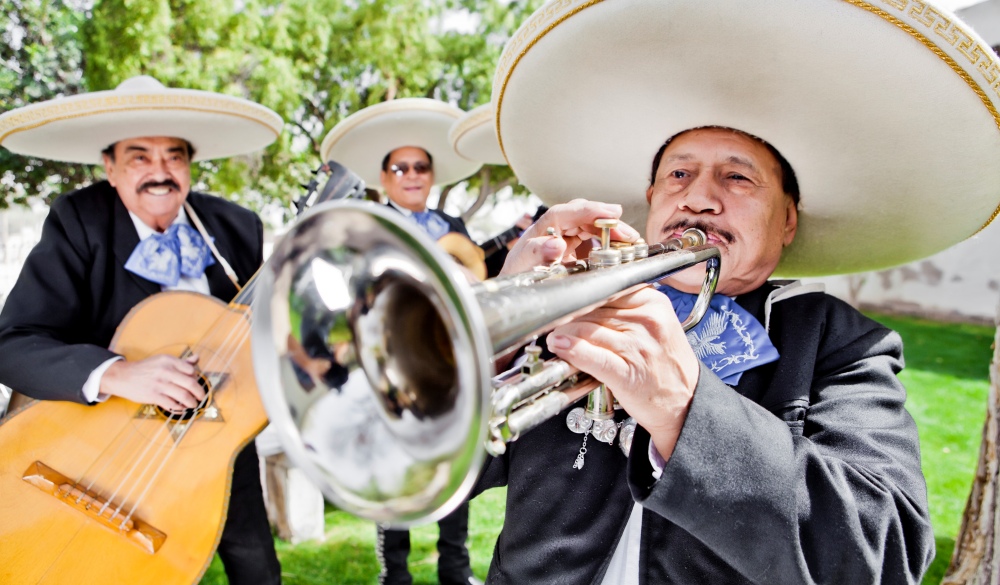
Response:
[149,156,173,178]
[678,176,722,214]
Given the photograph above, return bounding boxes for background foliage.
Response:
[0,0,541,218]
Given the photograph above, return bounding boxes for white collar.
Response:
[763,280,825,332]
[386,199,427,217]
[128,207,191,241]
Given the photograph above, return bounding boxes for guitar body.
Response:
[0,291,266,585]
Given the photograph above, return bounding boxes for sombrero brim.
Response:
[493,0,1000,276]
[0,87,283,163]
[449,103,507,166]
[320,98,483,186]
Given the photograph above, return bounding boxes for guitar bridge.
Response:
[22,461,166,554]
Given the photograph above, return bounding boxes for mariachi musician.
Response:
[461,0,1000,582]
[319,98,484,585]
[0,76,283,584]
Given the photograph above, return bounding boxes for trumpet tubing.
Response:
[252,201,719,526]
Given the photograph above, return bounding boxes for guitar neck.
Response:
[480,226,521,257]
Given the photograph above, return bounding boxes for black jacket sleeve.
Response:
[0,194,118,403]
[627,300,935,584]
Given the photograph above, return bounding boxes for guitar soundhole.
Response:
[154,373,212,421]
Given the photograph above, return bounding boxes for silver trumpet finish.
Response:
[252,200,720,526]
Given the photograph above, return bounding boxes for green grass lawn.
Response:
[871,313,996,584]
[199,489,506,584]
[199,312,995,585]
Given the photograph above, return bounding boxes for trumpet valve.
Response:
[585,383,616,421]
[632,238,648,258]
[589,218,622,269]
[589,247,622,268]
[521,344,544,376]
[611,241,636,263]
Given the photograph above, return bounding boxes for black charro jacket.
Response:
[475,282,935,584]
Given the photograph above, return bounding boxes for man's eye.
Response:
[670,170,688,179]
[729,173,748,181]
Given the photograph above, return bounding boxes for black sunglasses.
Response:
[389,161,432,176]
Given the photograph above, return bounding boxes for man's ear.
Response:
[783,197,798,247]
[646,185,654,204]
[102,154,116,187]
[379,170,391,192]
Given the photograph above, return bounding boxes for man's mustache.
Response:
[662,220,735,245]
[138,179,180,194]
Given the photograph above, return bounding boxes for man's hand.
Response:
[546,286,700,462]
[499,199,640,275]
[497,198,696,460]
[101,354,206,411]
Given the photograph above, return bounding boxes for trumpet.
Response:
[251,200,719,526]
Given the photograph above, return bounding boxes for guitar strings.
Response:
[75,388,187,509]
[94,404,188,518]
[118,326,253,527]
[105,280,261,527]
[118,300,261,523]
[73,416,143,499]
[80,284,258,526]
[106,321,253,526]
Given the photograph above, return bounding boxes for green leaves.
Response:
[1,0,96,208]
[2,0,542,216]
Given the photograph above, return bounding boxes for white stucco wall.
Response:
[813,219,1000,323]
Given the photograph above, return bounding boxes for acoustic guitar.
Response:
[478,224,521,259]
[0,161,365,584]
[0,293,260,584]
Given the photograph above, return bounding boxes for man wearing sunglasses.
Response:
[379,146,472,243]
[376,144,481,585]
[320,98,484,584]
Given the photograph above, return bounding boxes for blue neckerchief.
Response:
[658,285,779,385]
[125,223,215,287]
[411,210,450,240]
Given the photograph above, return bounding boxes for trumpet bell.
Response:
[251,201,492,526]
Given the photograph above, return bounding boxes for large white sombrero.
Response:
[449,103,507,166]
[0,75,283,163]
[320,98,482,186]
[493,0,1000,276]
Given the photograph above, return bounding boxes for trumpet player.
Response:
[456,0,1000,577]
[474,124,934,584]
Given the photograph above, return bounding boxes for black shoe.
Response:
[380,568,413,585]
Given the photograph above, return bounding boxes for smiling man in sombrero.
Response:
[469,0,1000,583]
[0,75,284,584]
[321,98,487,283]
